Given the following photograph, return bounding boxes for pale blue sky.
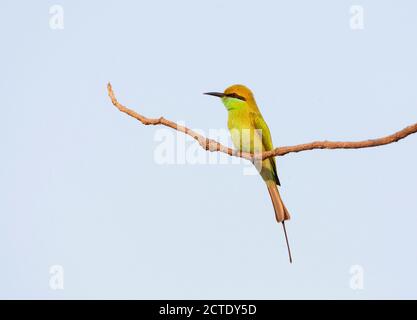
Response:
[1,0,416,299]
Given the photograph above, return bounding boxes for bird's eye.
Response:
[226,93,246,101]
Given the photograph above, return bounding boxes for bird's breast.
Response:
[227,110,260,153]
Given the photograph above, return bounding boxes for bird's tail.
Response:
[267,182,291,223]
[267,182,292,263]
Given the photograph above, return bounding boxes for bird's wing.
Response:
[250,111,281,186]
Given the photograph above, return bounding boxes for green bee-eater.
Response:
[205,85,292,262]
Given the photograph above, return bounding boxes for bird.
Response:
[204,85,292,263]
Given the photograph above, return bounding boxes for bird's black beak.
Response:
[204,92,225,98]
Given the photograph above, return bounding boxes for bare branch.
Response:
[107,83,417,160]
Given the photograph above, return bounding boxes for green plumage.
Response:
[227,106,281,186]
[205,84,292,262]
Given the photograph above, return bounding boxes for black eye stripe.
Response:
[225,93,246,101]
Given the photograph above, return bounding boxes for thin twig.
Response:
[107,83,417,160]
